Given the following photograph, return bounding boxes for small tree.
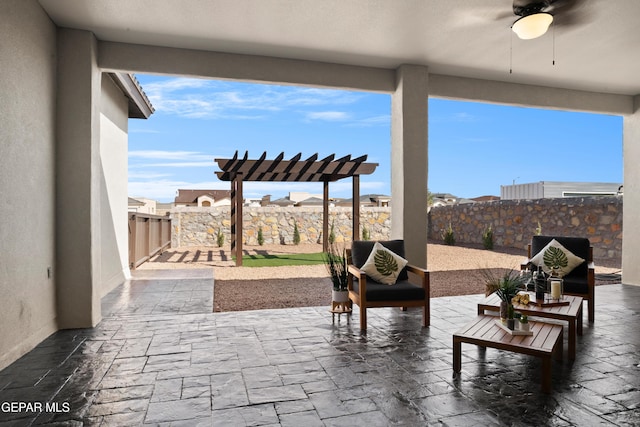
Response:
[293,221,301,245]
[482,224,494,250]
[257,226,264,246]
[535,221,543,236]
[443,222,455,246]
[324,243,348,292]
[216,229,225,248]
[328,220,336,244]
[362,225,370,241]
[427,189,434,207]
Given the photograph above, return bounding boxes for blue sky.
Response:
[129,74,623,203]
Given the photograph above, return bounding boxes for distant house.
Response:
[289,191,322,203]
[128,197,144,212]
[295,197,324,207]
[128,197,157,214]
[258,192,390,208]
[174,189,231,207]
[470,195,500,203]
[500,182,622,200]
[431,193,458,207]
[262,195,295,207]
[156,202,174,216]
[430,193,477,207]
[335,194,391,208]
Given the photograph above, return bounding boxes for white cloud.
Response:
[431,111,479,124]
[129,128,161,134]
[129,151,219,168]
[129,150,216,161]
[128,180,228,202]
[454,112,477,122]
[128,171,173,179]
[139,76,362,120]
[136,162,214,168]
[305,111,351,121]
[142,77,212,94]
[345,114,390,127]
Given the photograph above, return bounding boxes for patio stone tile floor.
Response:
[0,269,639,426]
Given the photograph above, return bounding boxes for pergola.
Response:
[214,151,378,266]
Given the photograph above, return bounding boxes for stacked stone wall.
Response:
[171,206,392,247]
[427,197,622,259]
[170,197,622,261]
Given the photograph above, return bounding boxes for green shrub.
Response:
[442,222,455,246]
[535,221,542,236]
[328,220,336,244]
[482,224,494,250]
[293,221,301,245]
[257,226,264,246]
[216,229,225,247]
[362,225,370,241]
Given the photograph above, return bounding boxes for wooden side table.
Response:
[453,315,563,393]
[478,292,583,360]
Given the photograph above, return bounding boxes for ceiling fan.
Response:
[510,0,585,39]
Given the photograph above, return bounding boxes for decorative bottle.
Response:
[535,266,546,301]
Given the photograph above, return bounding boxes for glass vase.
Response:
[547,275,564,301]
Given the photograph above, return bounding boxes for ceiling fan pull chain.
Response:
[552,21,556,66]
[510,31,513,74]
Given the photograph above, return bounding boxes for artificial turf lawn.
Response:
[235,252,326,267]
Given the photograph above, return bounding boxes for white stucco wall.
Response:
[100,75,131,296]
[0,0,59,370]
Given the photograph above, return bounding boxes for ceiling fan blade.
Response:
[513,0,549,16]
[548,0,591,28]
[510,0,590,28]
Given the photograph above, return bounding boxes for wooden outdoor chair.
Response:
[523,235,596,322]
[346,240,430,331]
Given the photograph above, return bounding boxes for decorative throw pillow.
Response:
[530,239,585,277]
[360,242,408,285]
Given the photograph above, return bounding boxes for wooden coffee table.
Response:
[453,315,563,393]
[477,292,583,360]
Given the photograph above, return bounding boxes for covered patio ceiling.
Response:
[39,0,640,96]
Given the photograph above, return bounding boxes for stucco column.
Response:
[622,95,640,286]
[391,65,429,268]
[56,29,102,327]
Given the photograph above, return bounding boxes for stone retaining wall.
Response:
[171,197,622,261]
[427,197,622,259]
[171,206,392,247]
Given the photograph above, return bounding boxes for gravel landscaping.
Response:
[139,243,621,312]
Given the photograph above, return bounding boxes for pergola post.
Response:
[235,173,243,266]
[323,180,329,252]
[353,175,360,241]
[230,175,236,253]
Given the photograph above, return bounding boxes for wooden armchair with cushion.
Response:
[524,235,595,322]
[346,240,430,331]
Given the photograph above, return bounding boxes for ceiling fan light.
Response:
[512,13,553,40]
